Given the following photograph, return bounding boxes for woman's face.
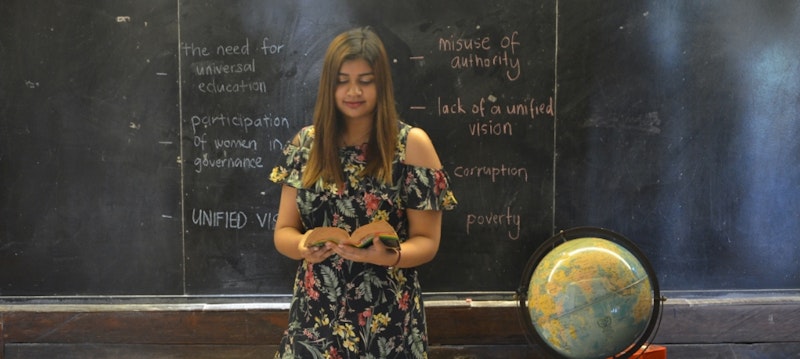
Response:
[335,58,377,123]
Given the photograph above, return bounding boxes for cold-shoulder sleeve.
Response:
[269,126,312,189]
[402,165,458,211]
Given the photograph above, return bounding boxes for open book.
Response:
[304,220,400,248]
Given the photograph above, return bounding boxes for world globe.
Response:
[518,227,662,359]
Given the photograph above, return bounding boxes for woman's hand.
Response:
[331,236,400,267]
[297,229,335,264]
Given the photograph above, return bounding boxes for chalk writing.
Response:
[437,96,553,119]
[213,138,257,150]
[407,31,550,246]
[190,113,289,134]
[182,34,290,181]
[193,59,256,75]
[192,208,248,229]
[465,207,521,240]
[256,212,278,230]
[216,38,251,56]
[259,37,285,55]
[438,35,492,52]
[437,97,467,115]
[181,42,211,57]
[437,31,522,81]
[188,112,289,173]
[190,209,277,230]
[453,164,529,182]
[181,37,285,95]
[198,79,267,94]
[436,96,553,136]
[450,52,520,81]
[193,154,263,173]
[191,134,259,152]
[471,96,554,119]
[268,138,286,152]
[181,38,269,57]
[468,120,513,136]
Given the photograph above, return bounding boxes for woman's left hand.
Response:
[331,237,399,267]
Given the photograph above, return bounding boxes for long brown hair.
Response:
[302,27,400,189]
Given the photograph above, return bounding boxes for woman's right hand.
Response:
[298,229,335,264]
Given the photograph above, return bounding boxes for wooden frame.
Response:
[1,294,799,358]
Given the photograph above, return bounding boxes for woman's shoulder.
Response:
[290,125,315,147]
[400,123,442,169]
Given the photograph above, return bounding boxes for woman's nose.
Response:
[347,84,362,95]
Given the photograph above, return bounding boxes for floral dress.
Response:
[269,123,457,359]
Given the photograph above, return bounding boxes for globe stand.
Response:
[517,227,664,359]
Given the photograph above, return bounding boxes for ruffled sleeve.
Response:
[402,165,458,211]
[269,126,312,189]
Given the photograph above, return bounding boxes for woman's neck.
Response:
[341,120,372,147]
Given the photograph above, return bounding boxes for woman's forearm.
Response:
[274,226,305,260]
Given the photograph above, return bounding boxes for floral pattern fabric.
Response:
[270,123,457,359]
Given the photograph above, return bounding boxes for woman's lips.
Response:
[344,101,364,109]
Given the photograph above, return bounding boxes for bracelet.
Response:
[389,247,401,267]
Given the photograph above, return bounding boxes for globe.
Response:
[519,228,661,359]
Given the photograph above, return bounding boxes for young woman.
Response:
[269,27,457,358]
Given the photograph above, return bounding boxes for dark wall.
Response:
[1,0,798,297]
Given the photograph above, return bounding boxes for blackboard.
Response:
[556,1,800,290]
[177,0,555,294]
[1,0,183,295]
[1,0,799,297]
